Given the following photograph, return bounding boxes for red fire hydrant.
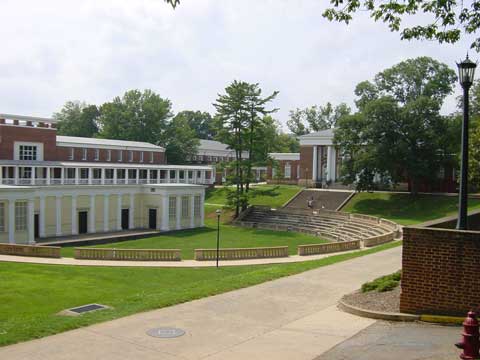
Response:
[456,311,480,359]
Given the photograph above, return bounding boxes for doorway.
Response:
[121,209,129,230]
[34,214,39,238]
[149,209,157,229]
[78,211,88,234]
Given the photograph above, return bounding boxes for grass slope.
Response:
[0,241,401,347]
[342,192,480,226]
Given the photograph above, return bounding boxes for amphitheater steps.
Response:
[284,189,354,211]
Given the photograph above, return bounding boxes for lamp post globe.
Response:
[456,55,477,230]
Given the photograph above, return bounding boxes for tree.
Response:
[173,111,215,139]
[98,89,172,145]
[163,116,200,164]
[214,81,278,216]
[54,101,99,137]
[323,0,480,51]
[335,57,458,194]
[287,103,350,135]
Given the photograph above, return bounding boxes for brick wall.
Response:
[266,159,301,182]
[0,125,57,160]
[400,226,480,316]
[299,146,313,180]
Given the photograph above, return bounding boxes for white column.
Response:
[129,193,135,229]
[30,167,35,185]
[60,167,65,185]
[55,196,62,236]
[113,168,118,184]
[326,146,332,182]
[39,196,46,238]
[103,194,109,232]
[176,196,181,230]
[331,147,337,182]
[147,170,151,184]
[88,168,93,185]
[157,169,161,184]
[14,166,19,185]
[136,169,140,184]
[190,195,195,228]
[201,170,205,184]
[74,168,79,185]
[0,166,3,184]
[312,146,318,182]
[117,194,122,231]
[176,170,180,183]
[71,195,78,235]
[46,167,51,185]
[161,196,169,231]
[89,194,96,233]
[200,192,205,227]
[8,199,15,244]
[101,168,105,185]
[27,199,35,244]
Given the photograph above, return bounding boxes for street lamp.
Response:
[215,209,221,268]
[456,55,477,230]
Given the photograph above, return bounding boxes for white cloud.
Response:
[0,0,474,130]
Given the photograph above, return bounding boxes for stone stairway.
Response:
[284,189,354,211]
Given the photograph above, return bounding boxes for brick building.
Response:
[0,113,216,245]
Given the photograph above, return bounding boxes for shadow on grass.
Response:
[161,227,216,238]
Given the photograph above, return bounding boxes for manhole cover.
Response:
[146,327,185,338]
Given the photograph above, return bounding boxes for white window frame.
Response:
[69,148,74,160]
[14,142,44,161]
[140,152,144,163]
[106,149,111,162]
[181,196,189,219]
[15,201,27,231]
[128,150,133,162]
[94,148,99,161]
[194,195,201,218]
[150,152,154,163]
[118,150,123,162]
[82,148,87,161]
[0,202,5,232]
[169,196,176,221]
[284,163,291,179]
[297,164,300,179]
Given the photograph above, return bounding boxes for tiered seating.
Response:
[237,206,398,243]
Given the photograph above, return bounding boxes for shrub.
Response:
[361,270,401,293]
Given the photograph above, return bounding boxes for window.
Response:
[297,164,300,179]
[140,152,144,163]
[128,151,133,162]
[192,155,197,161]
[194,196,201,218]
[272,167,277,178]
[170,170,176,179]
[15,202,27,231]
[181,196,189,219]
[169,196,176,221]
[69,148,74,160]
[94,149,99,161]
[284,163,291,179]
[106,149,111,161]
[19,145,37,160]
[118,150,123,162]
[150,152,154,163]
[80,168,89,179]
[82,148,87,160]
[0,202,5,232]
[19,167,32,179]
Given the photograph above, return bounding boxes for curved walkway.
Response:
[0,246,402,360]
[0,246,370,267]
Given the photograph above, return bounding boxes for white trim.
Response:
[14,142,44,161]
[0,113,56,124]
[269,153,300,161]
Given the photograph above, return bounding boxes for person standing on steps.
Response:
[307,196,314,209]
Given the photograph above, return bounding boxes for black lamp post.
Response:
[456,55,477,230]
[215,209,221,268]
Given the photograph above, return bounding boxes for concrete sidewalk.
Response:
[0,247,402,360]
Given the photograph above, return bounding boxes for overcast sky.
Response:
[0,0,476,130]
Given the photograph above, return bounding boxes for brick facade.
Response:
[400,226,480,316]
[299,146,313,181]
[0,124,166,164]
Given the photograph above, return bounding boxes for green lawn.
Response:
[61,205,324,258]
[342,192,480,226]
[0,241,401,347]
[205,184,302,208]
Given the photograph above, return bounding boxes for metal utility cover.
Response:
[146,327,185,339]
